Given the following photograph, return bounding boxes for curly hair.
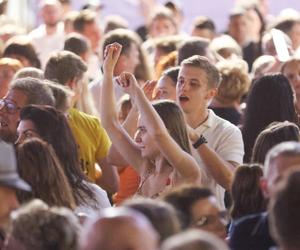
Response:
[215,59,250,103]
[8,200,80,250]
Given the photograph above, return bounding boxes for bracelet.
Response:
[193,135,207,149]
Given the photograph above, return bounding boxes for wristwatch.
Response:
[193,135,207,149]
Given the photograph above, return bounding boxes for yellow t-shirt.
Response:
[67,108,111,181]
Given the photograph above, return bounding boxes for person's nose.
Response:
[180,81,190,92]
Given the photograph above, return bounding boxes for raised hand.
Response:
[102,42,122,74]
[142,80,158,101]
[116,72,140,98]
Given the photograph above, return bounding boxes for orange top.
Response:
[113,166,141,205]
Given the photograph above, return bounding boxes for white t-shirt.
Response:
[191,109,244,209]
[75,181,111,215]
[89,77,126,117]
[29,22,65,69]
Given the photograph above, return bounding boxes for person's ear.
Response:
[66,77,77,90]
[260,178,270,199]
[205,87,217,100]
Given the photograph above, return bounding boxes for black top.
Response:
[210,107,241,125]
[229,212,276,250]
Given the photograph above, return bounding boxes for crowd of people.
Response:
[0,0,300,249]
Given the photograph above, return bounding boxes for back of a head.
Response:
[251,55,276,79]
[243,74,297,152]
[10,77,55,106]
[44,50,87,85]
[14,67,44,80]
[215,59,250,102]
[3,35,41,68]
[123,198,181,242]
[264,141,300,179]
[231,164,266,219]
[209,34,242,59]
[177,37,211,65]
[163,185,213,228]
[252,121,300,164]
[64,32,90,56]
[269,168,300,249]
[161,229,229,250]
[7,199,80,250]
[80,207,158,250]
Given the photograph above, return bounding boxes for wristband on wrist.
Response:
[193,135,207,149]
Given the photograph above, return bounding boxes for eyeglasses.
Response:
[0,99,22,114]
[192,211,230,228]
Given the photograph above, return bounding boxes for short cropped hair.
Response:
[10,77,55,106]
[177,37,210,65]
[64,32,89,56]
[3,36,41,68]
[102,28,141,57]
[192,16,216,32]
[73,9,97,33]
[180,55,220,88]
[14,67,44,80]
[264,141,300,177]
[44,50,87,85]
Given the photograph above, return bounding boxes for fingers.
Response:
[116,73,130,88]
[116,72,136,88]
[142,80,158,100]
[104,42,122,60]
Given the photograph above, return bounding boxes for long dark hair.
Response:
[251,121,300,164]
[242,74,298,162]
[231,164,266,219]
[16,138,76,209]
[19,105,96,206]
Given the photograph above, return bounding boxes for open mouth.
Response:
[179,95,189,103]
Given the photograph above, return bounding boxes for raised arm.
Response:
[117,72,201,184]
[101,43,143,172]
[187,126,235,190]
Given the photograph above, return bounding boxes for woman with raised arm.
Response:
[101,42,201,198]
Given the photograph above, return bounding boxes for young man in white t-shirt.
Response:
[176,55,244,208]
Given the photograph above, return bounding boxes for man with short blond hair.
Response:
[177,55,244,208]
